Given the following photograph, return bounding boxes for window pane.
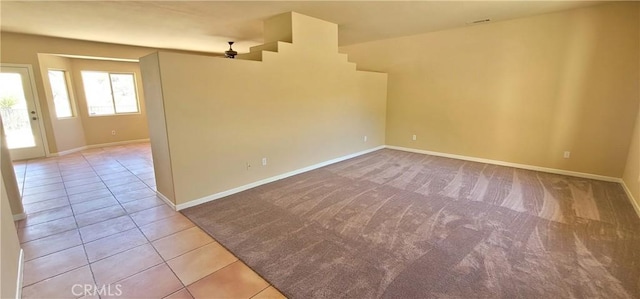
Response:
[0,73,36,148]
[110,74,139,113]
[81,71,115,116]
[47,70,74,118]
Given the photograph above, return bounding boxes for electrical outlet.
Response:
[111,130,116,135]
[262,158,267,166]
[363,136,368,142]
[412,134,417,141]
[563,151,570,159]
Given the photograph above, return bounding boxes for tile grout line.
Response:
[17,216,78,244]
[182,213,283,298]
[82,147,186,292]
[21,192,165,245]
[248,285,272,299]
[79,148,166,291]
[107,148,220,297]
[107,155,188,291]
[18,157,73,238]
[19,145,192,298]
[19,149,132,291]
[82,228,146,263]
[20,245,89,289]
[21,157,94,289]
[67,151,99,294]
[158,238,216,264]
[19,158,93,240]
[22,153,158,237]
[22,228,138,264]
[21,195,70,214]
[164,287,195,299]
[182,260,242,290]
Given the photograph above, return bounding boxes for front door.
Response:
[0,65,47,160]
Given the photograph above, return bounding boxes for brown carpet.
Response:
[182,149,640,298]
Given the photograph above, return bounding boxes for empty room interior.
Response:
[1,1,640,298]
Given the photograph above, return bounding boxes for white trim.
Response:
[156,191,176,211]
[170,144,636,218]
[386,145,620,182]
[12,213,26,221]
[25,64,51,157]
[176,146,385,210]
[86,138,149,149]
[620,180,640,218]
[49,146,88,157]
[49,139,150,156]
[15,249,24,299]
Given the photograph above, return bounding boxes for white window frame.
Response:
[81,71,140,117]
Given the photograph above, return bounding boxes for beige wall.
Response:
[139,53,176,202]
[2,139,22,217]
[622,3,640,213]
[342,2,640,178]
[141,12,387,205]
[37,54,149,151]
[0,32,212,154]
[70,59,149,145]
[37,54,87,152]
[0,117,23,217]
[0,123,22,299]
[1,178,21,299]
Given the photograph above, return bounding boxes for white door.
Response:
[0,65,47,160]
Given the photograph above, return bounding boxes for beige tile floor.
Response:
[14,143,286,299]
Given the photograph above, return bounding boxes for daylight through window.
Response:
[47,70,74,118]
[81,71,139,116]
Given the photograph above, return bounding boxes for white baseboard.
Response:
[49,139,150,157]
[386,145,620,182]
[158,143,639,220]
[156,191,177,211]
[176,146,385,210]
[387,145,640,219]
[15,249,23,299]
[620,180,640,218]
[12,213,26,221]
[50,147,87,157]
[86,138,150,149]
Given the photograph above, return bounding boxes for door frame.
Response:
[0,63,50,159]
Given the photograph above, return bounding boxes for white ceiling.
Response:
[1,1,604,55]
